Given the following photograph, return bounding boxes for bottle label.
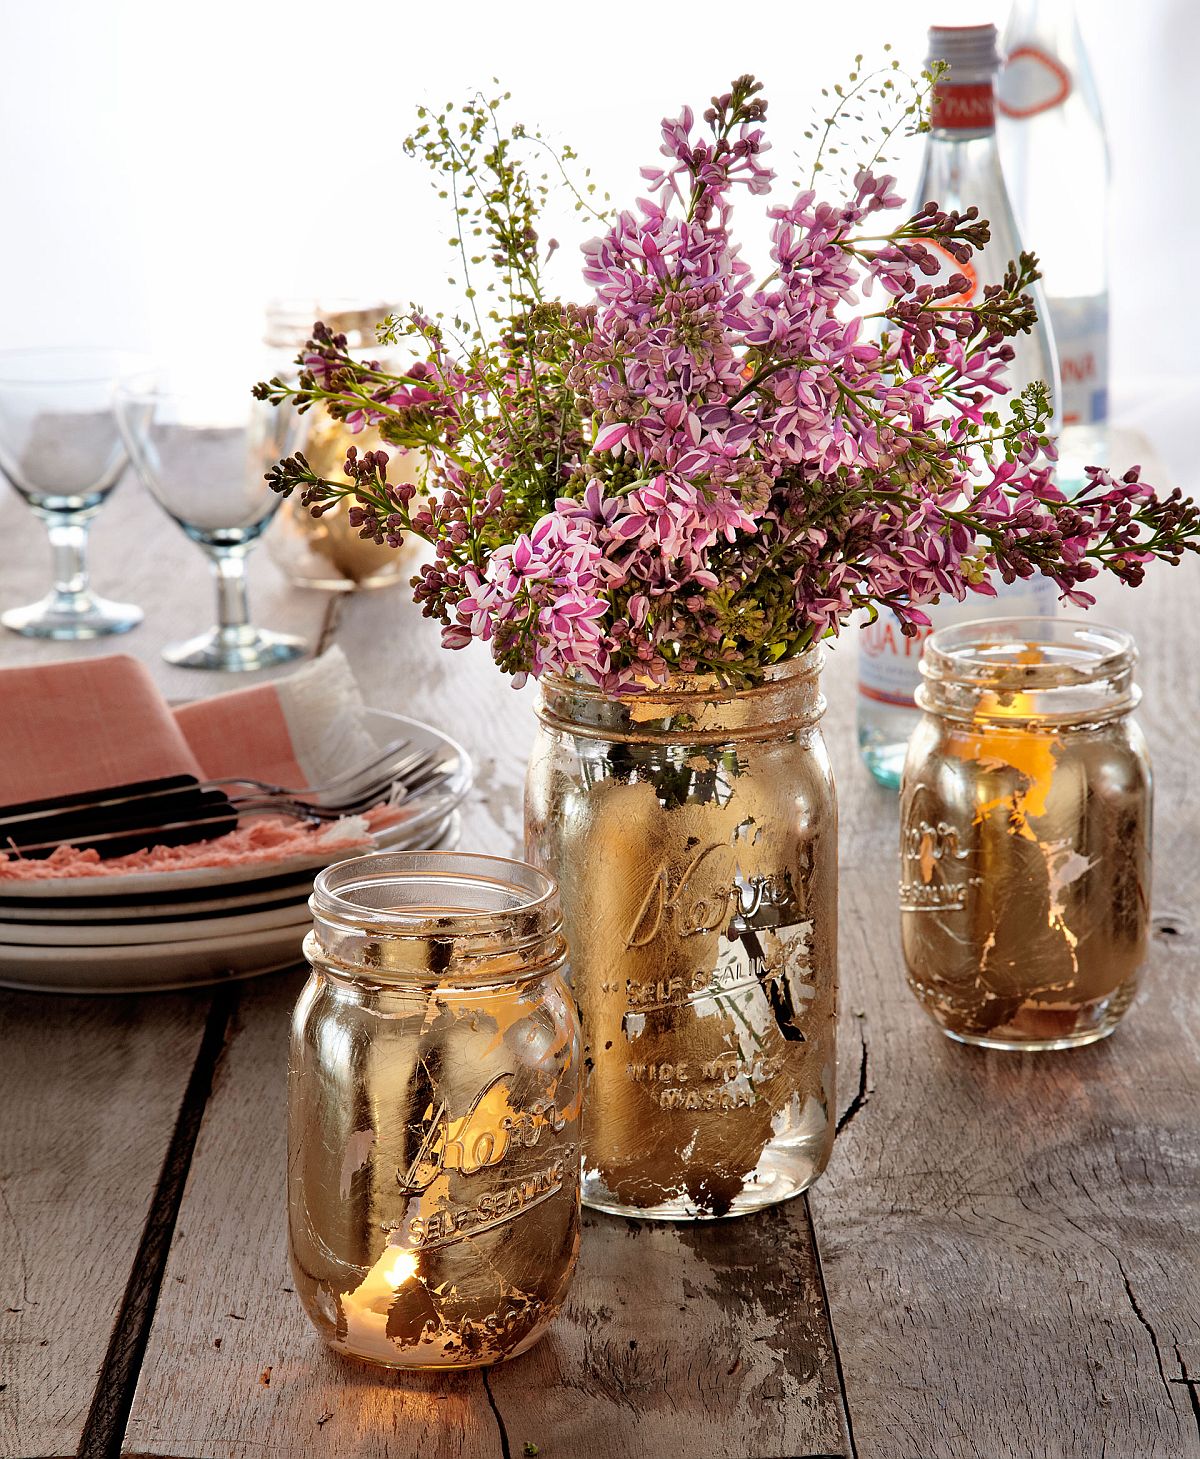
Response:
[1049,294,1109,426]
[858,575,1059,709]
[931,82,996,132]
[925,242,979,305]
[998,46,1073,119]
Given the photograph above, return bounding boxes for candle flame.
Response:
[382,1247,419,1288]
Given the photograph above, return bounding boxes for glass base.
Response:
[921,979,1139,1052]
[163,625,307,672]
[2,590,143,640]
[857,708,917,790]
[581,1137,828,1221]
[859,738,905,790]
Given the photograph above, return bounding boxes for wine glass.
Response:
[0,348,155,639]
[115,382,307,671]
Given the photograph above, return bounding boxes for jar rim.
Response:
[540,645,824,705]
[921,617,1136,690]
[311,850,561,943]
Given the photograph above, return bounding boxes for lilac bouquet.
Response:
[257,76,1198,691]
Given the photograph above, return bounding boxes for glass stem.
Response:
[209,547,251,637]
[46,516,92,600]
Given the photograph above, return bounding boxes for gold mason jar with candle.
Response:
[264,299,424,592]
[288,851,583,1370]
[525,652,838,1221]
[900,618,1152,1050]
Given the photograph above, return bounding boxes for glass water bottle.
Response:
[856,23,1062,789]
[999,0,1110,488]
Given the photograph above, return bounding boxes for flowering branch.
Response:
[254,74,1200,692]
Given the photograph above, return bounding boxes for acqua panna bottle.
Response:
[998,0,1110,490]
[856,23,1061,789]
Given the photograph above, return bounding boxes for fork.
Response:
[0,737,415,833]
[5,750,456,859]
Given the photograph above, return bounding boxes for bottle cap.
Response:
[927,24,1001,81]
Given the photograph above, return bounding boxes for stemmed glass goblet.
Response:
[0,348,155,639]
[115,383,307,671]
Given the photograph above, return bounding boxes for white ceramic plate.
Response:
[0,711,470,902]
[0,813,462,994]
[0,811,459,923]
[0,926,309,995]
[0,900,313,948]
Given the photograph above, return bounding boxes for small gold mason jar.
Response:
[525,653,838,1221]
[263,299,423,592]
[288,851,583,1370]
[900,618,1152,1050]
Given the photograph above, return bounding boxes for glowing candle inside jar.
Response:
[951,668,1087,977]
[339,1239,421,1366]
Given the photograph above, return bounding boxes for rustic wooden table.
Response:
[0,432,1197,1459]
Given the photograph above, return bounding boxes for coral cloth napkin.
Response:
[0,655,201,806]
[0,648,384,879]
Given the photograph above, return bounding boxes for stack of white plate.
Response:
[0,711,470,994]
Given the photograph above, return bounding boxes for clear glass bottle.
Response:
[264,299,423,592]
[900,618,1151,1051]
[857,23,1062,789]
[525,653,838,1221]
[999,0,1110,487]
[288,851,583,1370]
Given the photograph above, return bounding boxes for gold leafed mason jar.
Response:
[264,299,424,592]
[525,653,838,1221]
[900,618,1152,1050]
[288,851,582,1370]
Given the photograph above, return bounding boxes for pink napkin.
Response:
[0,649,384,880]
[0,656,202,806]
[173,684,307,789]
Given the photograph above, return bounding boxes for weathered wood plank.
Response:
[0,991,212,1459]
[486,1201,848,1459]
[332,582,537,858]
[125,969,848,1458]
[121,971,517,1459]
[809,434,1200,1458]
[124,582,850,1458]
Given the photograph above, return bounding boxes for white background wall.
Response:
[1,0,1197,477]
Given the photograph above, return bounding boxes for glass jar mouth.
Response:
[918,617,1139,725]
[537,648,827,743]
[310,850,562,948]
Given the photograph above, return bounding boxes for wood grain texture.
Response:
[0,991,211,1459]
[7,426,1197,1458]
[809,436,1200,1458]
[123,892,849,1458]
[332,582,537,859]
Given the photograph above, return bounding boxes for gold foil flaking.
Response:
[289,973,581,1369]
[901,705,1150,1043]
[528,732,837,1217]
[278,408,423,586]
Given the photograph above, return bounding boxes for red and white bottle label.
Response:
[998,46,1072,119]
[931,82,996,132]
[858,575,1060,709]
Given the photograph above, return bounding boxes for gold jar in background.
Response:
[525,654,838,1221]
[264,299,423,592]
[900,618,1151,1050]
[288,851,582,1370]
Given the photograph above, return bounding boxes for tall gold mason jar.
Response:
[288,851,583,1370]
[525,653,838,1221]
[901,618,1152,1050]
